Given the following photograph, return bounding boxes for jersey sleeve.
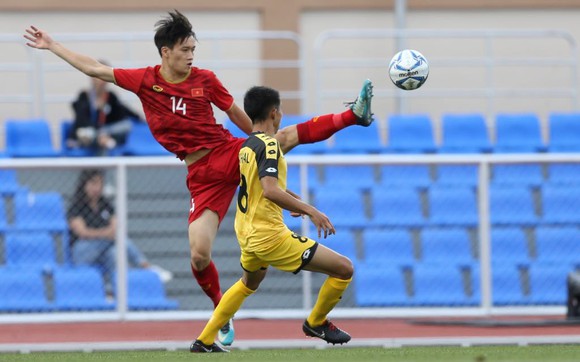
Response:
[206,71,234,111]
[257,137,280,180]
[113,68,147,94]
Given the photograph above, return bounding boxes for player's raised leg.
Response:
[275,79,374,154]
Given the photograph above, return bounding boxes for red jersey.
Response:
[113,65,236,160]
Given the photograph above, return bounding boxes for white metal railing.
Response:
[313,29,579,117]
[1,153,577,323]
[0,30,304,119]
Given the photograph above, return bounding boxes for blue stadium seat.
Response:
[288,140,330,154]
[0,268,50,312]
[362,229,415,266]
[222,117,249,138]
[52,267,114,311]
[125,269,179,310]
[491,264,528,305]
[489,186,538,226]
[412,263,478,306]
[494,113,545,153]
[282,114,317,127]
[0,199,7,232]
[379,165,432,189]
[318,229,357,261]
[371,188,425,227]
[0,169,20,196]
[286,164,320,194]
[313,189,368,228]
[491,164,544,187]
[123,123,171,156]
[491,227,530,265]
[354,263,409,306]
[420,228,474,264]
[439,113,492,153]
[283,209,307,233]
[541,185,580,225]
[547,112,580,152]
[547,163,580,185]
[5,119,59,157]
[435,165,479,187]
[427,187,478,226]
[528,264,570,305]
[535,226,580,264]
[385,114,436,153]
[329,122,382,154]
[5,232,57,270]
[319,165,376,192]
[13,191,68,232]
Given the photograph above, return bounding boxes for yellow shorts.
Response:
[240,229,318,274]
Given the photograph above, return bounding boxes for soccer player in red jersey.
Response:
[24,10,373,346]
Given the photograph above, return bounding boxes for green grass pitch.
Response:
[2,345,580,362]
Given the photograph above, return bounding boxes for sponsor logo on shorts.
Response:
[302,249,311,260]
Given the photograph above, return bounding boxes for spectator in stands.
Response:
[191,86,352,353]
[66,60,142,156]
[67,169,172,296]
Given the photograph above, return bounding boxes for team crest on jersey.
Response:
[152,85,163,92]
[191,88,204,97]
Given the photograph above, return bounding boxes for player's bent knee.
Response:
[336,256,354,280]
[190,254,211,271]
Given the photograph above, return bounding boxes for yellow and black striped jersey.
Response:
[234,132,288,251]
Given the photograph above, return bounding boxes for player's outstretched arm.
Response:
[24,25,114,83]
[261,176,335,238]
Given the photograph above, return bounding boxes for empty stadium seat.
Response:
[52,267,114,311]
[5,232,57,270]
[494,113,545,153]
[547,112,580,152]
[0,199,7,231]
[123,123,171,156]
[547,163,580,185]
[435,165,479,187]
[320,165,376,192]
[489,186,538,226]
[222,117,249,138]
[491,227,530,265]
[534,226,580,264]
[491,164,544,187]
[329,122,382,154]
[5,119,59,157]
[491,264,528,305]
[0,169,20,196]
[380,165,432,189]
[362,229,415,265]
[528,264,570,305]
[371,188,425,227]
[385,114,436,153]
[420,228,474,264]
[0,268,50,312]
[13,191,68,231]
[427,187,478,226]
[412,263,478,306]
[125,269,179,310]
[318,229,358,261]
[439,113,492,153]
[313,189,368,228]
[354,264,409,306]
[286,164,320,194]
[541,185,580,224]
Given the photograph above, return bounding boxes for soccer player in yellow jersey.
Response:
[190,86,354,353]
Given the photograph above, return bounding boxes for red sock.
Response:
[192,261,222,308]
[296,109,357,144]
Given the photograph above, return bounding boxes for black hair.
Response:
[154,10,197,56]
[72,169,105,205]
[243,86,281,124]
